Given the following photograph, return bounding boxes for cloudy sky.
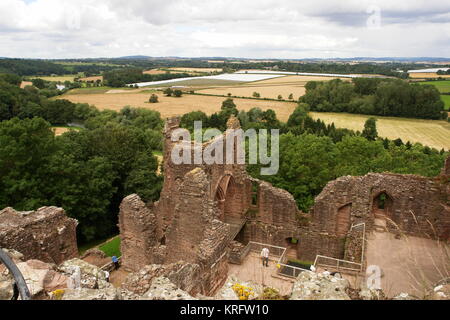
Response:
[0,0,449,59]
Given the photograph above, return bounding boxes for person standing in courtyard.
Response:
[261,247,270,267]
[112,256,119,270]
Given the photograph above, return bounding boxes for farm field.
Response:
[418,80,450,110]
[418,80,450,93]
[130,73,284,87]
[168,67,223,73]
[52,126,82,136]
[310,112,450,150]
[441,95,450,110]
[60,91,297,122]
[36,75,77,82]
[79,75,103,82]
[140,78,246,88]
[196,75,349,100]
[410,73,450,79]
[20,81,32,88]
[143,69,168,75]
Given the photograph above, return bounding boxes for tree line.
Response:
[301,78,446,120]
[103,68,194,87]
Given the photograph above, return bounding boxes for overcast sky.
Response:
[0,0,449,59]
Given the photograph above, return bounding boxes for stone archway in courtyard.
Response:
[215,174,242,223]
[372,191,396,231]
[372,192,394,220]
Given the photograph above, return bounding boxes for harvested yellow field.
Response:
[168,67,223,73]
[38,75,76,82]
[53,127,70,136]
[60,92,297,122]
[79,76,103,82]
[310,112,450,150]
[409,73,450,79]
[199,84,306,100]
[143,69,168,75]
[196,75,347,100]
[20,81,32,88]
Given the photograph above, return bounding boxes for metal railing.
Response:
[235,241,310,279]
[313,255,363,273]
[313,223,366,273]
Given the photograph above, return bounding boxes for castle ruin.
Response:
[119,116,450,296]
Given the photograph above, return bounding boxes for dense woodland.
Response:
[301,78,446,120]
[0,66,448,244]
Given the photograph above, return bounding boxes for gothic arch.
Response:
[215,174,240,222]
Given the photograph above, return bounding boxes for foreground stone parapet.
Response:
[140,277,195,300]
[0,207,78,264]
[290,271,351,300]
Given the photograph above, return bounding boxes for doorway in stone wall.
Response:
[336,204,352,238]
[285,237,299,259]
[372,192,394,231]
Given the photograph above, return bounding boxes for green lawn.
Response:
[99,236,121,257]
[441,95,450,110]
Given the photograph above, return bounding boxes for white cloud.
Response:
[0,0,449,58]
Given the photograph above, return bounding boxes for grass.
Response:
[310,112,450,151]
[99,236,121,257]
[418,80,450,93]
[78,236,113,255]
[440,95,450,110]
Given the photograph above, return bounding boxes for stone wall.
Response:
[298,160,450,262]
[119,116,303,295]
[0,207,78,264]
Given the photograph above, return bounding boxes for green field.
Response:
[310,112,450,151]
[419,80,450,93]
[441,95,450,110]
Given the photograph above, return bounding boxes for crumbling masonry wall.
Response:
[119,117,301,295]
[0,207,78,264]
[120,115,449,291]
[298,169,450,262]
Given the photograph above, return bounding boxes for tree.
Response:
[288,94,294,100]
[173,90,183,98]
[149,94,159,103]
[278,95,283,100]
[362,117,378,141]
[222,98,237,111]
[164,88,174,97]
[287,103,310,129]
[181,111,209,132]
[253,92,261,98]
[31,78,46,89]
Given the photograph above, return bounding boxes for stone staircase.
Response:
[225,217,248,241]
